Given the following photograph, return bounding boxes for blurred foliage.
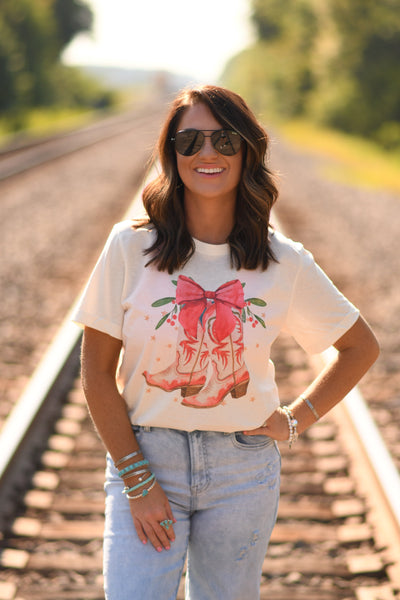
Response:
[0,0,115,133]
[222,0,400,150]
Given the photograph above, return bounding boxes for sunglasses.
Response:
[172,129,242,156]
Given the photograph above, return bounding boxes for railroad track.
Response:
[0,101,166,181]
[0,177,399,599]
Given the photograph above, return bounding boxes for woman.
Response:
[73,85,379,599]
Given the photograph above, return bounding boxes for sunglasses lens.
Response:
[173,129,242,156]
[174,130,204,156]
[211,130,242,155]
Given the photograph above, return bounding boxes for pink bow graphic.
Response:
[175,275,245,341]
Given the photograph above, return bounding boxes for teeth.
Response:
[196,167,224,174]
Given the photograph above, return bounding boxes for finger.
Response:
[165,505,177,538]
[242,426,266,436]
[156,523,174,550]
[133,518,148,546]
[142,522,166,552]
[160,517,175,542]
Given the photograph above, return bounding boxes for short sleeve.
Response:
[71,224,126,339]
[284,246,359,354]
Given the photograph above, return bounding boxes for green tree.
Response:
[53,0,93,51]
[324,0,400,137]
[223,0,400,146]
[0,0,93,112]
[224,0,318,118]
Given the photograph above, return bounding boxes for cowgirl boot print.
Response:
[181,314,249,409]
[143,323,209,397]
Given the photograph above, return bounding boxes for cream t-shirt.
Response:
[72,221,359,432]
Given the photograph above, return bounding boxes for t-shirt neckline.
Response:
[193,237,230,256]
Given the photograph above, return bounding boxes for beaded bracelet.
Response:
[282,406,298,449]
[114,450,142,468]
[118,459,149,478]
[122,473,155,495]
[300,394,320,421]
[126,479,156,500]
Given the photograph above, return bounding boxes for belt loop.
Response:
[142,426,151,432]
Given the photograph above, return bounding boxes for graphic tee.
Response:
[72,221,359,432]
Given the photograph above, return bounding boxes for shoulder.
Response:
[108,220,156,250]
[269,228,309,266]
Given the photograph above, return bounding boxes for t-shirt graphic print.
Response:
[143,275,267,409]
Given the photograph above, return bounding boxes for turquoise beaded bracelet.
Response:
[118,459,149,478]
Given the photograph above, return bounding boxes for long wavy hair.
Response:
[137,85,279,273]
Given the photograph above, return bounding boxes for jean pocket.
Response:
[231,432,273,450]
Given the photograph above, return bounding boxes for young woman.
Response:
[73,85,379,599]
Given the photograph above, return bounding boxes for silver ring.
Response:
[160,519,174,530]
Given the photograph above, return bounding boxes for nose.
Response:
[198,134,218,158]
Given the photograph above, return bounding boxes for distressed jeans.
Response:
[103,426,281,600]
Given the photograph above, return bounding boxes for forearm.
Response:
[290,316,380,435]
[82,372,141,464]
[251,316,379,442]
[290,344,376,434]
[81,327,141,465]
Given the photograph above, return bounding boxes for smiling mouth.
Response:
[195,167,224,174]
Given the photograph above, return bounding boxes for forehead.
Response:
[177,102,222,131]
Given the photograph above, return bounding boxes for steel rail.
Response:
[0,175,149,531]
[322,346,400,527]
[271,212,400,530]
[0,103,164,181]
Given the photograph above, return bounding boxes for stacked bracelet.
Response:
[282,406,298,449]
[121,467,148,481]
[115,450,156,500]
[300,394,320,421]
[118,459,149,478]
[114,450,142,468]
[122,473,155,495]
[126,479,156,500]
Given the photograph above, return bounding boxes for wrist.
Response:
[281,405,298,448]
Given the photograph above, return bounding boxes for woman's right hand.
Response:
[129,481,176,552]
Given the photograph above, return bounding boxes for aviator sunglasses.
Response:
[171,129,242,156]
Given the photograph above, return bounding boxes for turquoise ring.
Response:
[160,519,174,530]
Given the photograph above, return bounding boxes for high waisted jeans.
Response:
[103,427,281,600]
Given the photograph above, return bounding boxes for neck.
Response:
[184,193,235,245]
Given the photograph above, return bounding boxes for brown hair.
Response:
[137,85,279,273]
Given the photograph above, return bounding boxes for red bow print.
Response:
[176,275,245,341]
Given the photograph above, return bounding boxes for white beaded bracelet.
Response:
[282,406,298,448]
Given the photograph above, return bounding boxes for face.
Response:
[175,102,243,206]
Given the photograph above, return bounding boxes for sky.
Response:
[62,0,255,83]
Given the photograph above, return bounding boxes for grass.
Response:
[276,119,400,195]
[0,87,147,148]
[0,107,101,148]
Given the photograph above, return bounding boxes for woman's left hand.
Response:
[243,406,289,441]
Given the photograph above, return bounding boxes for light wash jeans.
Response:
[103,426,281,600]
